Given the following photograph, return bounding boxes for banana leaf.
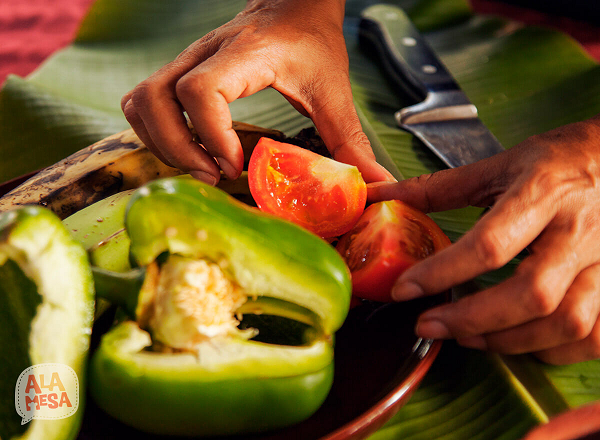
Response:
[1,0,600,438]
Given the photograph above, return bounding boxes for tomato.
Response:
[336,200,450,302]
[248,137,367,238]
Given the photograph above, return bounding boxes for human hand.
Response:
[368,115,600,364]
[521,401,600,440]
[121,0,394,185]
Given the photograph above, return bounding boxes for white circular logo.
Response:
[15,363,79,425]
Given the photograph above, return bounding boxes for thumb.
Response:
[309,84,396,183]
[367,152,510,213]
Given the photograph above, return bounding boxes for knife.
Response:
[358,4,505,168]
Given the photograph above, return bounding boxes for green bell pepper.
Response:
[0,207,94,440]
[88,176,352,436]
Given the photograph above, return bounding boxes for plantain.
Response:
[62,190,134,273]
[0,122,288,219]
[0,122,326,300]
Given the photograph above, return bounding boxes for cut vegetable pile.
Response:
[1,139,448,438]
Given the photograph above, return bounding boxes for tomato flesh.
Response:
[336,200,450,302]
[249,138,367,238]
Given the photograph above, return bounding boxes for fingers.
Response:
[122,9,395,185]
[369,117,600,363]
[122,40,227,184]
[521,402,600,440]
[174,50,276,180]
[367,151,512,210]
[123,36,272,183]
[408,204,600,339]
[413,252,573,341]
[306,76,395,183]
[534,318,600,365]
[121,92,173,167]
[411,213,600,351]
[459,264,600,356]
[391,177,559,302]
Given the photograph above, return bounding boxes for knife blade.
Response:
[358,4,505,168]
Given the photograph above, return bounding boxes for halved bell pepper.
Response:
[88,176,352,437]
[0,207,94,440]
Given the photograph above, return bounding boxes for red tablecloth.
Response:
[471,0,600,60]
[1,0,599,88]
[0,0,94,85]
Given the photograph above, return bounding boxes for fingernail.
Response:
[457,335,488,351]
[416,320,451,339]
[216,157,238,179]
[380,165,398,182]
[190,170,218,186]
[391,281,423,301]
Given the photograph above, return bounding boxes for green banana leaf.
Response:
[1,0,600,438]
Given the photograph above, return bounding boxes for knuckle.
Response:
[414,172,435,189]
[121,99,138,123]
[120,91,133,112]
[347,129,370,150]
[417,173,438,213]
[306,84,337,114]
[560,309,594,341]
[234,25,268,48]
[532,170,562,193]
[524,274,559,317]
[174,75,193,100]
[304,70,352,113]
[472,228,509,270]
[130,80,158,111]
[175,73,208,102]
[518,166,556,199]
[330,129,371,160]
[450,298,487,337]
[455,317,482,338]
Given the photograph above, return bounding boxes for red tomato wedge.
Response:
[336,200,450,302]
[248,137,367,238]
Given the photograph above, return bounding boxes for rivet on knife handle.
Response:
[359,4,505,168]
[359,5,460,99]
[359,4,475,122]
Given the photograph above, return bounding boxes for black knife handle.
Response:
[359,4,460,102]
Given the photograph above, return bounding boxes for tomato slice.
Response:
[248,137,367,238]
[336,200,450,302]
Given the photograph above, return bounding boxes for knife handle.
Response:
[359,4,459,102]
